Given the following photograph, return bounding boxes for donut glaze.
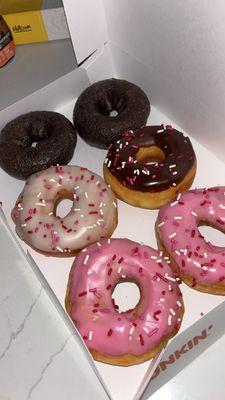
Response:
[104,125,196,192]
[12,166,117,256]
[65,239,184,366]
[156,187,225,294]
[0,111,77,180]
[73,79,150,149]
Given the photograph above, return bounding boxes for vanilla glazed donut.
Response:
[156,187,225,295]
[73,78,150,149]
[12,165,117,256]
[0,111,77,179]
[65,238,184,366]
[103,125,196,209]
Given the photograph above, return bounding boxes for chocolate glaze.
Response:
[0,111,77,180]
[73,78,150,149]
[104,125,196,192]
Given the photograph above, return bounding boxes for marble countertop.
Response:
[0,210,110,400]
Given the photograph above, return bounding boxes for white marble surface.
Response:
[0,212,110,400]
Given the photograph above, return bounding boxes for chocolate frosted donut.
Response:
[0,111,77,179]
[103,125,197,209]
[73,78,150,149]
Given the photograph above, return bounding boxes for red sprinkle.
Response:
[191,230,195,238]
[148,328,159,337]
[156,272,169,283]
[106,284,112,290]
[107,329,113,337]
[181,259,185,267]
[153,310,161,321]
[89,211,98,215]
[94,303,99,307]
[78,291,87,297]
[118,257,124,264]
[25,216,32,222]
[112,254,116,261]
[219,276,225,281]
[108,268,113,276]
[217,219,225,225]
[139,334,144,346]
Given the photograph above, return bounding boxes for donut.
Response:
[103,125,196,209]
[65,238,184,366]
[156,187,225,295]
[73,78,150,149]
[0,111,77,179]
[12,165,117,256]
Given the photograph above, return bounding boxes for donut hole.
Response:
[109,110,119,117]
[198,224,225,248]
[27,120,53,147]
[112,281,141,313]
[135,146,165,164]
[97,94,126,117]
[55,198,74,218]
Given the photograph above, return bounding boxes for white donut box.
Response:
[1,1,225,399]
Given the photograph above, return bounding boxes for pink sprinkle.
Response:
[99,308,110,313]
[44,182,53,190]
[51,230,59,245]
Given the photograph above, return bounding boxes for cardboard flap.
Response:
[62,0,108,64]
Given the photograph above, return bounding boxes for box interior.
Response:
[1,1,225,398]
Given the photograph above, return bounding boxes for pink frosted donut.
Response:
[156,187,225,295]
[12,165,117,256]
[65,238,184,366]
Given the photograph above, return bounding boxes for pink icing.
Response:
[157,187,225,286]
[67,238,183,357]
[12,165,117,255]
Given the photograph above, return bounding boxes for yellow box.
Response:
[3,11,48,44]
[0,0,42,14]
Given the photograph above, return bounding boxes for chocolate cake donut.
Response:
[0,111,77,179]
[73,78,150,149]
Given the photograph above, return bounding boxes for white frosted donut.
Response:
[12,165,118,256]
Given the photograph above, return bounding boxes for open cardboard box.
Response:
[1,1,225,399]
